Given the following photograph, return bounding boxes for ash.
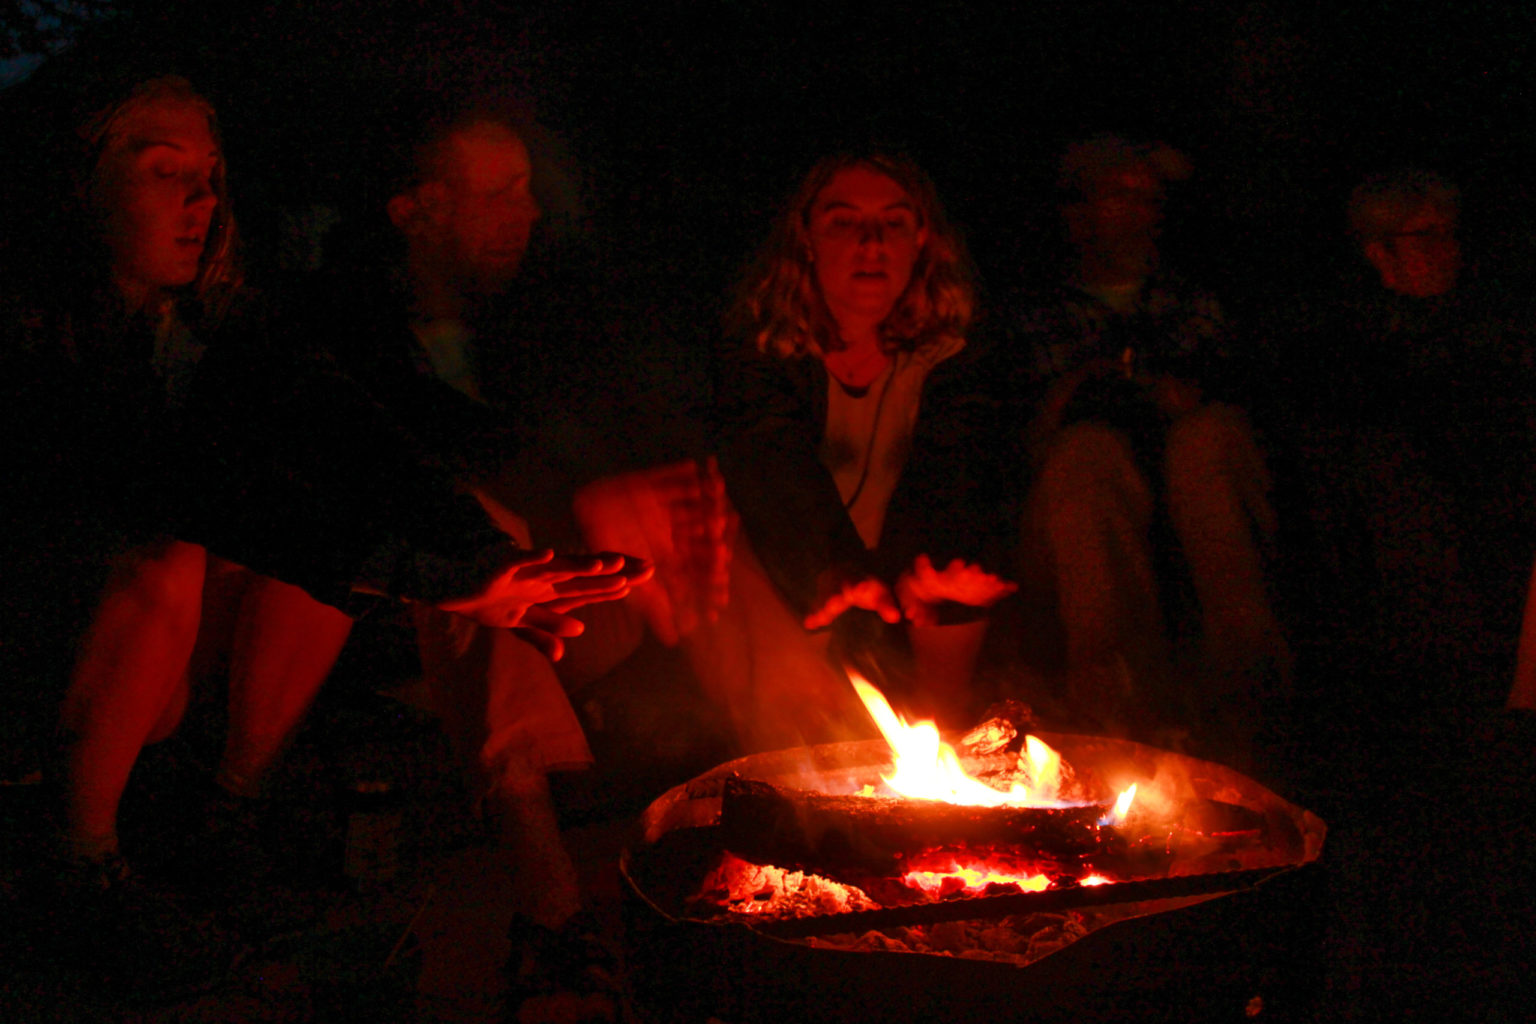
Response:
[689,851,1103,967]
[804,912,1091,966]
[689,852,882,920]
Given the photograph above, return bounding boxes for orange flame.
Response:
[1103,782,1138,825]
[849,672,1140,893]
[850,673,1069,807]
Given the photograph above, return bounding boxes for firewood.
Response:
[718,776,1113,881]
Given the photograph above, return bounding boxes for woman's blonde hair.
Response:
[77,76,242,324]
[728,152,974,359]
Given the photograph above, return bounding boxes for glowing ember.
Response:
[851,673,1073,807]
[903,866,1052,896]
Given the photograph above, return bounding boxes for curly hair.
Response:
[728,152,975,360]
[74,76,242,326]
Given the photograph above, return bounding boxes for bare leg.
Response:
[484,749,583,928]
[217,574,353,797]
[59,539,206,858]
[412,607,591,921]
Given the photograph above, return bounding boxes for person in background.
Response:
[712,150,1015,745]
[0,74,270,993]
[192,97,708,1023]
[1001,134,1289,767]
[1287,168,1535,710]
[0,74,643,1000]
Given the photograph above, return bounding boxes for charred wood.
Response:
[718,776,1113,881]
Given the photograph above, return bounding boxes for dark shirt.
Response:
[714,333,1010,624]
[185,276,515,611]
[994,271,1241,477]
[1,288,223,551]
[1005,273,1232,403]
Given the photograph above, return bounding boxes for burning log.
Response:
[718,775,1113,882]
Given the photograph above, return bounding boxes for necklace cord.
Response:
[841,365,896,512]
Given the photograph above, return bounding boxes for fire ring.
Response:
[621,734,1326,1023]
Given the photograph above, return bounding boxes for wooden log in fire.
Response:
[718,776,1112,881]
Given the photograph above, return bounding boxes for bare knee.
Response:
[102,539,207,628]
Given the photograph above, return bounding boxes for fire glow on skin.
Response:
[93,100,221,314]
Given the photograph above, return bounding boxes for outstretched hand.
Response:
[803,569,903,631]
[437,548,654,660]
[895,554,1017,627]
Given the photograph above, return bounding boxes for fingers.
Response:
[520,604,586,639]
[900,554,944,606]
[549,572,633,600]
[519,552,619,578]
[507,552,651,589]
[541,591,627,615]
[511,606,593,661]
[612,555,656,584]
[895,571,939,628]
[802,595,844,631]
[512,626,564,662]
[900,555,1019,614]
[504,547,557,569]
[868,581,902,624]
[803,577,900,630]
[803,602,848,631]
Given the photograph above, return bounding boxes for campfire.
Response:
[623,672,1326,988]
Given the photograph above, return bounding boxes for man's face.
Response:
[92,99,220,306]
[1368,203,1461,299]
[421,122,540,297]
[1065,169,1164,269]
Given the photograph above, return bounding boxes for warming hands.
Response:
[436,548,654,660]
[803,567,903,631]
[805,555,1016,631]
[895,554,1018,627]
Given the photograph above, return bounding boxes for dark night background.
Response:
[5,1,1535,314]
[8,0,1532,678]
[3,3,1536,1020]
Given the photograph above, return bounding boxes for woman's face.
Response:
[808,165,927,332]
[92,98,220,307]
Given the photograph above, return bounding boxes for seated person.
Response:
[1285,167,1535,709]
[192,95,691,1022]
[710,150,1015,746]
[999,135,1288,765]
[0,74,642,999]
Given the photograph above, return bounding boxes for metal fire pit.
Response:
[622,735,1327,1024]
